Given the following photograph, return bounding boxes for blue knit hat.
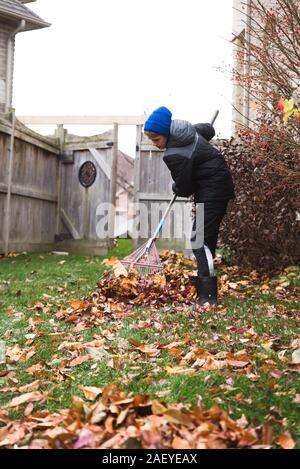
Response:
[144,106,172,136]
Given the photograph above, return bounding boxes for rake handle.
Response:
[145,193,177,252]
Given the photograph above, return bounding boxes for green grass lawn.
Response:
[0,240,299,448]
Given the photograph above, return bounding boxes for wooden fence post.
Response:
[109,123,118,246]
[133,124,142,249]
[55,124,66,236]
[4,109,16,255]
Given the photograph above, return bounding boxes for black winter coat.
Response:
[163,119,235,202]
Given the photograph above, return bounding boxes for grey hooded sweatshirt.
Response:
[163,120,234,202]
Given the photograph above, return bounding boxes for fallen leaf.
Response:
[292,395,300,404]
[0,424,26,447]
[24,402,34,417]
[73,429,95,449]
[226,359,249,368]
[135,344,161,357]
[172,436,192,449]
[86,347,109,362]
[102,257,128,277]
[70,299,86,310]
[19,380,40,393]
[166,366,196,375]
[78,385,102,401]
[25,363,44,375]
[7,391,44,408]
[278,433,295,449]
[291,349,300,364]
[69,355,92,367]
[164,408,192,426]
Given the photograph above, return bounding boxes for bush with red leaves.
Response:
[219,122,300,272]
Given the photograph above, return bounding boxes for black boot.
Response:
[191,276,218,305]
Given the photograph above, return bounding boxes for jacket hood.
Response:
[194,123,215,141]
[167,120,196,147]
[167,120,215,148]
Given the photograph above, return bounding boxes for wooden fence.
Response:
[0,114,60,253]
[0,114,116,255]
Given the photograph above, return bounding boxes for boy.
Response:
[144,106,234,305]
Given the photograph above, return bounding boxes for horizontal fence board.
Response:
[0,183,57,202]
[0,122,59,154]
[0,242,56,254]
[18,115,147,125]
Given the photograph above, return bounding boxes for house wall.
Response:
[232,0,249,135]
[0,21,16,113]
[232,0,277,135]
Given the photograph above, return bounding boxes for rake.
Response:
[121,110,220,275]
[121,194,177,275]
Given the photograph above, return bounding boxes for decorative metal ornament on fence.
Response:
[79,161,97,187]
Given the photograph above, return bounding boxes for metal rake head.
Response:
[121,241,163,275]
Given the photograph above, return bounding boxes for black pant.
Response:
[191,200,228,277]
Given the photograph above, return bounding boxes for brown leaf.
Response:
[113,261,128,278]
[73,429,95,449]
[70,298,86,310]
[292,394,300,404]
[29,439,50,449]
[105,415,115,433]
[167,348,183,356]
[163,338,190,349]
[69,355,92,367]
[135,344,161,357]
[151,400,168,415]
[78,385,102,401]
[0,423,26,447]
[43,426,73,440]
[226,359,249,368]
[102,257,128,277]
[19,380,40,393]
[102,256,119,267]
[6,345,26,362]
[164,408,193,426]
[278,433,295,449]
[116,408,129,426]
[25,362,44,375]
[172,437,192,449]
[24,402,34,417]
[7,391,44,408]
[166,365,196,375]
[128,338,142,346]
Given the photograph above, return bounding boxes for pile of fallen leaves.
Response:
[0,383,292,449]
[54,251,299,325]
[54,252,198,324]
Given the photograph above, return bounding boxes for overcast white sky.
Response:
[13,0,234,155]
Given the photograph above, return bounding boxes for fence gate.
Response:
[56,136,113,255]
